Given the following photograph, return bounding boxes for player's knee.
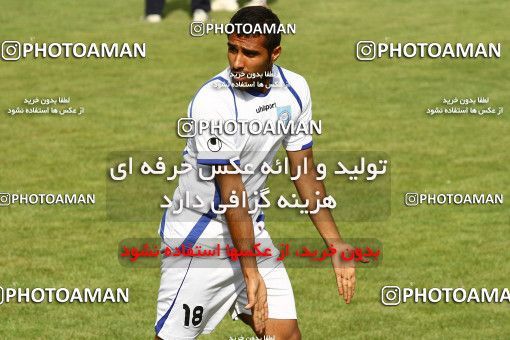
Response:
[269,322,301,340]
[288,325,301,340]
[273,328,301,340]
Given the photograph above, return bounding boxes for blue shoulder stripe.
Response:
[276,65,303,112]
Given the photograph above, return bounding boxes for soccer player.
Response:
[155,6,356,339]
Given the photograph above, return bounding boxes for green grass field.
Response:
[0,0,509,338]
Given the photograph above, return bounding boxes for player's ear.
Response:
[271,45,281,63]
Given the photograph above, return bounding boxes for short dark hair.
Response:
[229,6,281,52]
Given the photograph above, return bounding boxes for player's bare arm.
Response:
[214,165,269,334]
[286,148,356,304]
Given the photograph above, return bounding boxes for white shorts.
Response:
[154,220,297,340]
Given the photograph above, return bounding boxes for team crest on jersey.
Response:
[276,105,291,124]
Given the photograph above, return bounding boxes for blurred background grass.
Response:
[0,0,509,338]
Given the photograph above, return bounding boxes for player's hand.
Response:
[331,242,357,304]
[244,272,268,334]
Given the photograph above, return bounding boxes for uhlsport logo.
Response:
[256,102,276,114]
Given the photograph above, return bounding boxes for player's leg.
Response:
[191,0,210,22]
[211,0,239,12]
[238,314,301,340]
[155,253,242,340]
[145,0,164,22]
[231,258,300,340]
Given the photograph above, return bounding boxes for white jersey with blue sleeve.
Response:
[158,64,313,246]
[155,64,311,339]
